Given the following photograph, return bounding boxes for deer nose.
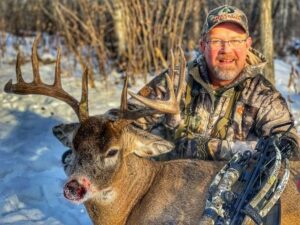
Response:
[64,179,87,201]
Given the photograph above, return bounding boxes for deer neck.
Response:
[85,154,160,225]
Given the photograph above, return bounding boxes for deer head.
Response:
[54,116,173,203]
[4,35,186,205]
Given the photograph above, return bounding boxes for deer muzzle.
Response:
[64,179,87,202]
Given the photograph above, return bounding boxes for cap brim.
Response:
[204,20,249,36]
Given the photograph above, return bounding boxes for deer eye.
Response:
[61,149,73,165]
[106,149,119,157]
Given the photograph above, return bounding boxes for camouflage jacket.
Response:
[129,48,300,160]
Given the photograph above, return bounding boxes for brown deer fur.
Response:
[53,115,300,225]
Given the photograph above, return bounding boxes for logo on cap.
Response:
[202,5,249,37]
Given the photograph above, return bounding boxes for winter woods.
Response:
[0,0,299,84]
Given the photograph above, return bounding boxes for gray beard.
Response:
[212,67,240,81]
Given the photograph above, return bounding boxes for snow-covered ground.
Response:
[0,63,125,225]
[0,34,140,225]
[0,35,299,224]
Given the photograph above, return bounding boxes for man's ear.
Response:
[199,38,206,53]
[52,123,80,148]
[246,36,253,48]
[129,127,174,158]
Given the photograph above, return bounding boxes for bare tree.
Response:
[260,0,275,84]
[1,0,300,82]
[53,0,110,87]
[105,0,127,58]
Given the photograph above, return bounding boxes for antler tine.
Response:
[120,73,129,114]
[127,47,186,115]
[169,49,175,82]
[79,67,89,121]
[32,33,42,84]
[118,74,160,120]
[176,46,186,102]
[54,47,62,88]
[16,52,25,83]
[4,35,89,122]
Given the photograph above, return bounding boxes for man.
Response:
[128,5,300,161]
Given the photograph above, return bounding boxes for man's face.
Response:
[200,23,252,86]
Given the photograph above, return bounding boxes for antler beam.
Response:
[4,34,89,122]
[126,47,186,115]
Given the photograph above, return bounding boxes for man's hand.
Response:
[277,136,299,159]
[173,135,212,160]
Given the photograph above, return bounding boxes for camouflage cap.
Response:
[201,5,249,37]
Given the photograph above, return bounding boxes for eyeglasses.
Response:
[206,39,248,48]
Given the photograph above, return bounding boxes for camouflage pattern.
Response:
[259,159,290,218]
[200,153,243,224]
[128,48,300,161]
[201,5,249,37]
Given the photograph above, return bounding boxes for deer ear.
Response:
[132,128,174,158]
[52,123,80,148]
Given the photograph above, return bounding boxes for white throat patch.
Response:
[98,187,116,204]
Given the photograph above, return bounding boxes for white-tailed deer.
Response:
[4,36,300,225]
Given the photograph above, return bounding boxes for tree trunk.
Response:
[260,0,275,84]
[112,0,127,58]
[191,0,201,43]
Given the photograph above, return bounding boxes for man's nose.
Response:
[219,42,233,52]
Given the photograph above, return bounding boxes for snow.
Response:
[274,58,300,130]
[0,35,299,224]
[0,65,93,225]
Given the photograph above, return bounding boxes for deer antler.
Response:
[127,47,186,115]
[118,74,159,119]
[4,34,89,122]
